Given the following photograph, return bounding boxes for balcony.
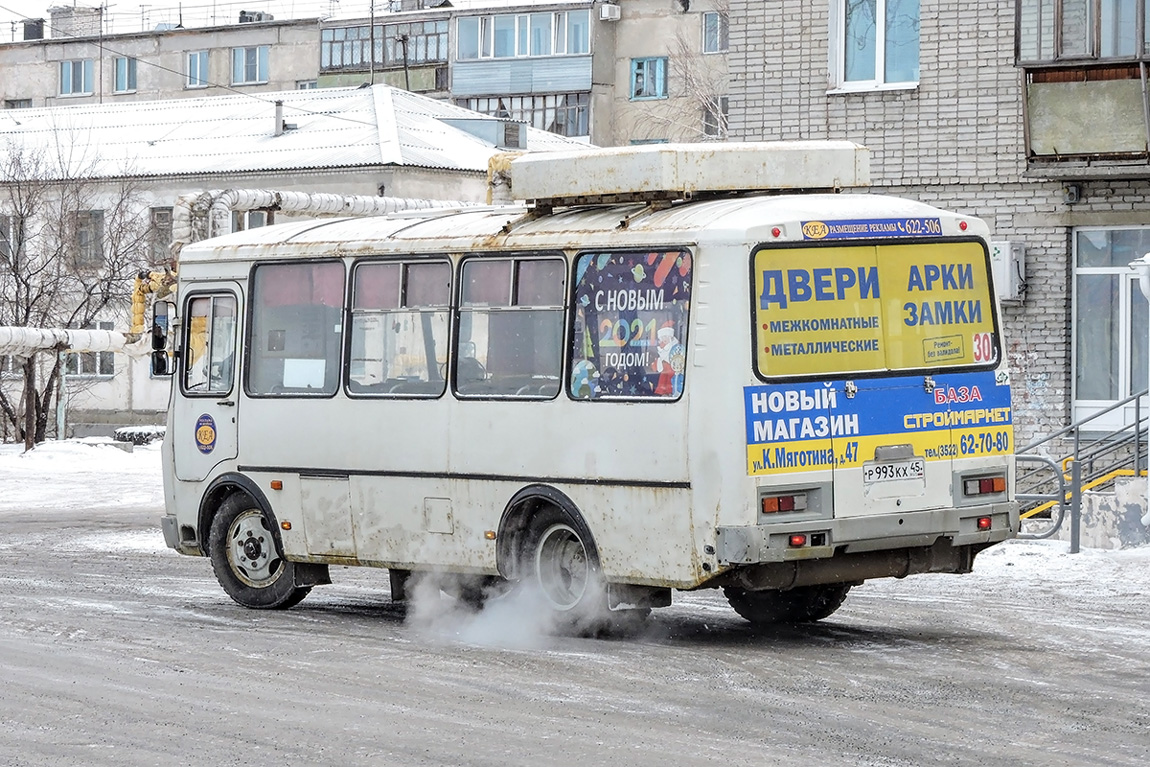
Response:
[1016,0,1150,178]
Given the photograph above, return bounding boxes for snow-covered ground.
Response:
[0,439,165,515]
[2,438,1147,595]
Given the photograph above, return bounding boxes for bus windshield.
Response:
[753,240,998,379]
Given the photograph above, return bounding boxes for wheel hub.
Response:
[227,510,281,587]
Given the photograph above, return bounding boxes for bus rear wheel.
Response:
[208,494,311,610]
[521,508,608,630]
[723,584,852,626]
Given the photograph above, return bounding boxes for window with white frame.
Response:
[457,92,590,137]
[65,321,116,377]
[631,57,668,100]
[297,79,318,89]
[231,210,273,232]
[1073,226,1150,425]
[703,95,728,138]
[232,46,269,84]
[703,11,729,53]
[59,59,94,95]
[834,0,920,88]
[114,57,137,92]
[187,50,209,87]
[456,9,589,60]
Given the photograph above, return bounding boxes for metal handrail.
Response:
[1015,388,1149,549]
[1016,454,1067,540]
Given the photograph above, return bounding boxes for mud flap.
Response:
[608,583,672,611]
[293,562,331,588]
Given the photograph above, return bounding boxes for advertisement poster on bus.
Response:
[742,370,1012,476]
[752,240,998,378]
[569,250,692,399]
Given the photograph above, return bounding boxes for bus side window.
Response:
[455,257,564,397]
[183,294,237,395]
[247,261,345,396]
[348,260,450,396]
[569,250,692,400]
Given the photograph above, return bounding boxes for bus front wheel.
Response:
[208,494,311,610]
[723,584,852,626]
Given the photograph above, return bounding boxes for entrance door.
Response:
[173,286,241,482]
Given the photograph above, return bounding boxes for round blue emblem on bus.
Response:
[195,414,217,455]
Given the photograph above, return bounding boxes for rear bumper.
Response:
[712,501,1017,589]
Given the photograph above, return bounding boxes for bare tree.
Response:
[615,1,730,144]
[0,131,149,449]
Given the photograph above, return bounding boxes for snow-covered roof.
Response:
[0,84,589,181]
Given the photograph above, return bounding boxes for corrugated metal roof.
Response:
[0,84,589,180]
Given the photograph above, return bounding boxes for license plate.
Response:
[862,458,925,484]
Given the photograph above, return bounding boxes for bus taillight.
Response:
[762,493,808,514]
[963,475,1006,497]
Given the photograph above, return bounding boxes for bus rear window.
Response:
[569,250,692,400]
[753,241,998,379]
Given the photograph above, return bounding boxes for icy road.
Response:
[0,441,1148,766]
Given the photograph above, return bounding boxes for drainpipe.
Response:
[1129,253,1150,527]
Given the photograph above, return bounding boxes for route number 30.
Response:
[972,332,993,362]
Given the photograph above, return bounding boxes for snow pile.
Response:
[0,439,164,514]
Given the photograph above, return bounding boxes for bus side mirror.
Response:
[150,300,174,376]
[151,350,172,377]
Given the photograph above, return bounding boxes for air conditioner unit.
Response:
[990,241,1026,303]
[600,4,621,21]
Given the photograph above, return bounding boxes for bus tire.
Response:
[723,584,852,626]
[521,506,607,630]
[208,494,311,610]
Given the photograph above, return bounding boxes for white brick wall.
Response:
[728,0,1150,445]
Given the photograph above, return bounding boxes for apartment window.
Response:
[231,210,273,232]
[187,50,209,87]
[456,10,589,60]
[458,92,590,137]
[66,321,115,377]
[835,0,920,87]
[631,57,668,99]
[114,57,137,92]
[321,20,448,70]
[74,210,103,270]
[5,99,32,109]
[59,59,94,95]
[703,96,729,138]
[232,46,269,84]
[1019,0,1149,62]
[703,11,729,53]
[1073,226,1150,425]
[0,213,23,266]
[149,207,172,266]
[297,79,318,89]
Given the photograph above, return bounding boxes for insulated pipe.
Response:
[0,327,148,357]
[170,189,467,262]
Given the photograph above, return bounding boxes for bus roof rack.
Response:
[510,141,870,209]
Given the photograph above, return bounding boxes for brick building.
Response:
[728,0,1150,445]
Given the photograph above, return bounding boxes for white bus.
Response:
[155,142,1018,628]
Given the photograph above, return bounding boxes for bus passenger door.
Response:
[173,287,241,482]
